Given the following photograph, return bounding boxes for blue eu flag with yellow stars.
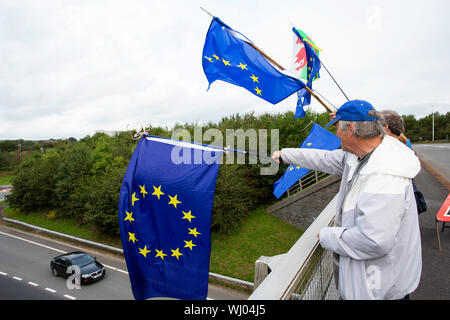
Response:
[118,136,222,300]
[273,123,341,198]
[202,17,305,104]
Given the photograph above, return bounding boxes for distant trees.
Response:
[403,112,450,142]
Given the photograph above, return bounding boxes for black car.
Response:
[50,251,105,284]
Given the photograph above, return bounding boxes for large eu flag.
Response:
[273,123,341,198]
[202,17,305,104]
[118,137,222,300]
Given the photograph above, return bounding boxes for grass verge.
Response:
[3,206,122,247]
[0,172,13,185]
[210,208,303,283]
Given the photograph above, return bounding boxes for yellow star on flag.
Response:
[306,142,312,147]
[204,56,213,63]
[128,232,137,243]
[124,211,134,223]
[131,192,139,206]
[152,185,164,200]
[222,58,230,66]
[155,249,167,260]
[184,240,196,250]
[182,210,196,223]
[138,245,151,258]
[171,248,183,260]
[237,62,247,70]
[168,194,181,208]
[139,185,148,198]
[213,54,219,60]
[254,87,262,96]
[250,74,259,83]
[188,227,201,238]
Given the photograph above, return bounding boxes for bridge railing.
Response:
[249,194,339,300]
[285,170,330,198]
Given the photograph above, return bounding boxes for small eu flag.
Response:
[273,123,341,198]
[118,137,222,300]
[202,17,305,104]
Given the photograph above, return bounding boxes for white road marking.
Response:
[45,288,57,293]
[0,230,128,274]
[0,272,7,276]
[103,264,128,274]
[28,282,39,287]
[64,294,76,300]
[12,276,22,281]
[0,231,67,254]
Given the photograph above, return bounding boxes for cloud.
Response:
[0,0,449,140]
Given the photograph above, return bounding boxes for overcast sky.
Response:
[0,0,449,140]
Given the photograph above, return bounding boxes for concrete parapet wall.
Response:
[267,175,341,230]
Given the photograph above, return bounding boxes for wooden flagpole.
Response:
[200,7,335,113]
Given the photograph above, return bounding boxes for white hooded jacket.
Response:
[281,135,422,300]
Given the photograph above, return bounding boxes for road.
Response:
[411,142,450,299]
[413,143,450,180]
[0,224,248,300]
[0,185,12,202]
[0,226,133,300]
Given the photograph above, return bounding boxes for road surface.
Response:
[0,224,248,300]
[0,185,12,202]
[411,142,450,299]
[413,143,450,181]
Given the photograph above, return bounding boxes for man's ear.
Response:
[347,122,355,137]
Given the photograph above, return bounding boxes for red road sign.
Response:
[436,193,450,222]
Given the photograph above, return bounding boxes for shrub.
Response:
[8,149,64,212]
[81,167,126,236]
[211,163,254,233]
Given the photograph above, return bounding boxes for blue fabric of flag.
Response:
[295,89,310,118]
[273,123,341,198]
[293,28,321,118]
[118,137,221,300]
[202,17,305,104]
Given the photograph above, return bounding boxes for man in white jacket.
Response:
[272,100,422,300]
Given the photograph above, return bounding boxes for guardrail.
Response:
[285,170,330,198]
[249,194,338,300]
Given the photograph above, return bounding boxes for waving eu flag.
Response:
[202,17,305,104]
[118,137,222,300]
[273,123,341,198]
[292,28,321,118]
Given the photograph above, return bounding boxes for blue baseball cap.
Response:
[326,100,378,127]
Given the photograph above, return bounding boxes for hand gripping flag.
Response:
[291,28,321,118]
[273,123,341,198]
[202,17,305,104]
[118,136,222,300]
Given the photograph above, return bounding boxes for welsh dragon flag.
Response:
[291,28,322,81]
[290,28,321,118]
[290,28,321,81]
